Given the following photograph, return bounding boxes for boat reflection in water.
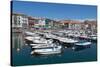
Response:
[72,45,91,51]
[12,33,24,52]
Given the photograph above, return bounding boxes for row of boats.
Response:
[49,30,97,42]
[24,31,94,55]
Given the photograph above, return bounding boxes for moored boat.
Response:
[75,42,91,46]
[25,31,36,36]
[30,39,54,48]
[89,35,97,42]
[58,37,78,44]
[32,45,62,55]
[72,42,91,50]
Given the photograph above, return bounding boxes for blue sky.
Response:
[12,1,97,20]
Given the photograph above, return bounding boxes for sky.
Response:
[12,1,97,20]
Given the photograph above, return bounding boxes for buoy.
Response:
[72,47,75,50]
[65,46,67,48]
[17,48,20,51]
[31,51,34,54]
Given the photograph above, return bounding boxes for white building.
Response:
[12,13,28,28]
[33,18,46,28]
[38,19,46,26]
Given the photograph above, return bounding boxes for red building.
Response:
[28,17,35,29]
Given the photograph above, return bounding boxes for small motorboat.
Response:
[75,42,91,46]
[32,45,62,55]
[73,42,91,48]
[89,35,97,42]
[30,39,54,48]
[31,42,57,48]
[32,44,54,49]
[58,37,78,44]
[33,38,53,44]
[72,42,91,50]
[25,34,54,45]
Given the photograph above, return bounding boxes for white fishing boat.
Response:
[32,45,62,55]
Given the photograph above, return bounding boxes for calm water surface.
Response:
[11,33,97,66]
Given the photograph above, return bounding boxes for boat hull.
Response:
[34,50,61,55]
[32,46,62,55]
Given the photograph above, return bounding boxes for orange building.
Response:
[59,20,82,30]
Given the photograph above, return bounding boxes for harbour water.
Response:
[11,33,97,66]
